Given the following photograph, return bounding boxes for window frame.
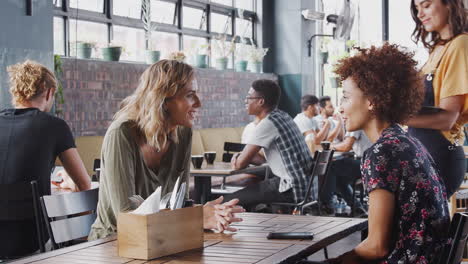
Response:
[54,0,258,61]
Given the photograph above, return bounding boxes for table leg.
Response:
[194,176,212,204]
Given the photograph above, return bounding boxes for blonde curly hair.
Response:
[7,60,57,106]
[114,60,194,151]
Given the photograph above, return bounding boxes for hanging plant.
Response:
[54,54,65,116]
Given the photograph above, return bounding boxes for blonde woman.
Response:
[1,60,91,258]
[89,60,244,240]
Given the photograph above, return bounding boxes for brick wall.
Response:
[59,58,277,136]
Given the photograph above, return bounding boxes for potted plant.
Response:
[142,0,160,64]
[168,51,186,62]
[212,34,235,70]
[319,38,331,64]
[234,43,249,72]
[194,44,210,68]
[100,42,123,61]
[71,41,95,59]
[248,46,268,73]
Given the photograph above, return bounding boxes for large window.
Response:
[113,26,146,61]
[152,1,177,25]
[54,17,65,55]
[211,12,232,34]
[113,0,142,19]
[68,19,107,57]
[54,0,258,63]
[183,6,207,30]
[153,31,179,59]
[69,0,104,12]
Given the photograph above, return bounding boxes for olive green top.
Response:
[88,118,192,240]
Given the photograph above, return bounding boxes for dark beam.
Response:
[382,0,389,41]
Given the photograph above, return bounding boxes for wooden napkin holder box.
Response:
[117,205,203,260]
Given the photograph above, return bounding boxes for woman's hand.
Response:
[51,170,79,192]
[203,196,245,232]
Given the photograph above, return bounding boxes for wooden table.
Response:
[191,162,269,204]
[12,213,367,264]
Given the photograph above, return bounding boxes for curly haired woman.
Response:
[311,44,449,264]
[407,0,468,197]
[0,60,91,258]
[89,60,244,240]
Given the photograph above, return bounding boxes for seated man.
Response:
[314,96,344,143]
[223,117,265,186]
[225,79,314,209]
[293,95,329,153]
[328,129,373,214]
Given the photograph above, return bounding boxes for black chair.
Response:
[272,149,335,215]
[438,212,468,264]
[222,142,246,162]
[351,177,365,217]
[92,158,101,181]
[40,188,99,249]
[0,181,46,255]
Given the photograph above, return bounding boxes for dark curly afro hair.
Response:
[334,43,424,124]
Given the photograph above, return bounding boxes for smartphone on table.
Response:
[267,232,314,240]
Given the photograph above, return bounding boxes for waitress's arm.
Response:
[406,95,463,130]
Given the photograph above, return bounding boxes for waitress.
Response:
[407,0,468,197]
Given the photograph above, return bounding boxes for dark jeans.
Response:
[223,176,294,207]
[320,157,361,206]
[431,145,465,197]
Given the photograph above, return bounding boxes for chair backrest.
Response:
[41,188,99,249]
[0,181,45,253]
[222,142,246,162]
[438,212,468,264]
[302,149,334,205]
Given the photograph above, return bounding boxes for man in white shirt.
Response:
[313,96,344,143]
[329,129,373,214]
[293,95,329,146]
[226,79,314,208]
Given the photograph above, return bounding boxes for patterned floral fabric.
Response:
[361,124,450,264]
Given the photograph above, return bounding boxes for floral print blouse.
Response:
[361,124,449,264]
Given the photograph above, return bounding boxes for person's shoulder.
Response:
[448,34,468,52]
[373,127,411,155]
[105,118,135,140]
[293,112,304,120]
[38,111,71,129]
[452,33,468,44]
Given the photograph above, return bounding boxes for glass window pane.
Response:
[152,1,176,25]
[113,26,145,62]
[69,19,107,57]
[54,0,62,7]
[235,0,253,11]
[183,6,207,30]
[211,0,233,6]
[113,0,142,19]
[211,13,232,34]
[389,0,428,65]
[236,18,252,40]
[350,0,382,44]
[54,17,65,55]
[184,36,208,65]
[69,0,103,12]
[151,31,179,59]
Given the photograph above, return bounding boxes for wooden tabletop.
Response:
[190,162,234,175]
[191,162,269,177]
[13,213,367,264]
